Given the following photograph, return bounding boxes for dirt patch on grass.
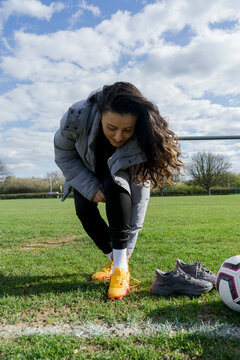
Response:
[20,235,82,250]
[17,306,73,325]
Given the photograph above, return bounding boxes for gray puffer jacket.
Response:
[54,93,150,253]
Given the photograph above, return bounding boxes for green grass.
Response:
[0,195,240,359]
[0,333,239,359]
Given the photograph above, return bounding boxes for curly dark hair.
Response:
[90,82,184,187]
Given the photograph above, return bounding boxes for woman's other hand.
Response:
[92,189,106,203]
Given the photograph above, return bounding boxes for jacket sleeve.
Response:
[54,113,101,201]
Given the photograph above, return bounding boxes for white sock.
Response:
[113,249,128,272]
[106,252,113,261]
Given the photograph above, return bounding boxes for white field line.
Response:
[0,321,240,339]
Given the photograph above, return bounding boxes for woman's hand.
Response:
[92,189,106,203]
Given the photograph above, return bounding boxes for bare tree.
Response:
[187,152,230,195]
[45,171,64,192]
[46,171,62,183]
[0,160,11,181]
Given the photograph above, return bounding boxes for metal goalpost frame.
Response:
[178,135,240,141]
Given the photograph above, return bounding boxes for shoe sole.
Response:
[151,284,213,296]
[92,274,112,281]
[108,287,129,301]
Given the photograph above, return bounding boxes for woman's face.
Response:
[101,111,137,147]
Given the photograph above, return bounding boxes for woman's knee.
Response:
[73,189,96,219]
[103,173,130,201]
[102,173,117,195]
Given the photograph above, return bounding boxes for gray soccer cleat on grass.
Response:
[150,267,213,296]
[176,259,216,286]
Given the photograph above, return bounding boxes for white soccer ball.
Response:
[216,255,240,312]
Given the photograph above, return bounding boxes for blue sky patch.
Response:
[163,25,195,46]
[210,20,238,31]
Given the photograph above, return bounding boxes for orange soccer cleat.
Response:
[108,268,130,300]
[91,261,113,281]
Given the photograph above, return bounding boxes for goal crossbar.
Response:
[178,135,240,141]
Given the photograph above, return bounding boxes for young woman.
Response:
[54,82,183,300]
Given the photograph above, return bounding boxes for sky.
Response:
[1,0,240,179]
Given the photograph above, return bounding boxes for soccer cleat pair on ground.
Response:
[150,259,216,296]
[92,258,216,299]
[91,261,129,300]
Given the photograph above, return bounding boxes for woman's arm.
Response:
[54,126,102,201]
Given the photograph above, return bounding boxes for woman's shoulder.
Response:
[67,87,99,116]
[61,99,97,134]
[70,99,87,111]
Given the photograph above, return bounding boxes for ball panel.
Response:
[216,272,239,300]
[218,280,240,312]
[234,296,240,304]
[223,255,240,266]
[222,262,240,271]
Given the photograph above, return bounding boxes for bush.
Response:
[151,183,207,196]
[150,183,240,196]
[0,193,63,200]
[0,176,63,194]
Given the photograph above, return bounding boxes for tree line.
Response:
[1,152,240,195]
[0,167,64,194]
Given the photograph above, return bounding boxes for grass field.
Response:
[0,194,240,359]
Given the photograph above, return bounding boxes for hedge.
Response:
[1,187,240,200]
[0,193,63,200]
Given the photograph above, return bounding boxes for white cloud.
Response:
[69,9,84,27]
[0,0,64,32]
[1,0,240,176]
[3,128,54,161]
[79,0,101,17]
[0,127,57,176]
[1,28,120,74]
[69,0,101,27]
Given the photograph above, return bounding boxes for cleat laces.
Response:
[112,274,126,287]
[195,261,213,278]
[129,276,139,289]
[110,272,139,290]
